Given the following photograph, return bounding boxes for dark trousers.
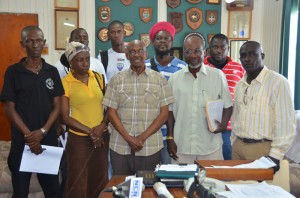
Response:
[8,151,60,198]
[110,149,160,175]
[63,132,109,198]
[222,130,232,160]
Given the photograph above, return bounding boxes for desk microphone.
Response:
[153,182,174,198]
[103,186,129,192]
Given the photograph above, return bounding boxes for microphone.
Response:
[103,186,129,192]
[153,182,174,198]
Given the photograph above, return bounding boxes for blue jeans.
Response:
[160,140,171,164]
[222,130,232,160]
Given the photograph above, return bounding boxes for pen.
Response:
[27,148,46,151]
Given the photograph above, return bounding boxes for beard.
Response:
[188,63,201,69]
[154,48,171,59]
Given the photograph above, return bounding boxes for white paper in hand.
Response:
[205,100,224,132]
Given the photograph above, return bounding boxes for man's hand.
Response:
[28,143,44,155]
[167,139,178,160]
[24,130,43,147]
[213,120,227,133]
[126,136,143,152]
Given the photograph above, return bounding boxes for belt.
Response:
[237,137,272,143]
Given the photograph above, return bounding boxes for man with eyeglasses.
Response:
[167,33,233,163]
[145,21,186,164]
[55,28,107,81]
[231,41,296,171]
[103,40,174,174]
[203,34,245,160]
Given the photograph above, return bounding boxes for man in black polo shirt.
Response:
[0,26,64,198]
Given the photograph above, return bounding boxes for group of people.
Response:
[0,20,296,198]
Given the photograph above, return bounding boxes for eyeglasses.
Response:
[243,87,249,105]
[128,49,145,56]
[184,48,203,56]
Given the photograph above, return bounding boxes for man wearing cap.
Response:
[0,26,63,197]
[145,21,186,164]
[55,28,107,82]
[103,40,174,175]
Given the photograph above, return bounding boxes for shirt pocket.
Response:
[144,86,160,107]
[118,88,133,107]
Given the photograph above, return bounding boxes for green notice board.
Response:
[95,0,157,58]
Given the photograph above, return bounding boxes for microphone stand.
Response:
[112,190,127,198]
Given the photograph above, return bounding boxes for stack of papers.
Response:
[210,157,276,169]
[155,164,199,179]
[205,100,224,132]
[217,182,295,198]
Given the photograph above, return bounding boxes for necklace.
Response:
[25,59,42,74]
[72,73,89,84]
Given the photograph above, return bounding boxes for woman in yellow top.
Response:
[61,41,108,198]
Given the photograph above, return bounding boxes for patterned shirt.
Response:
[103,67,175,156]
[145,56,186,139]
[204,56,245,130]
[232,66,296,160]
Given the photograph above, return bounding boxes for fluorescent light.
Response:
[225,0,235,3]
[63,22,75,27]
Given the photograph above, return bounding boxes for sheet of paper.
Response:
[158,164,198,172]
[59,132,68,149]
[20,145,64,175]
[225,182,295,198]
[205,100,224,132]
[211,156,276,169]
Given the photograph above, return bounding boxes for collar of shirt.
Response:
[183,63,208,76]
[16,57,50,73]
[241,66,268,85]
[65,69,95,82]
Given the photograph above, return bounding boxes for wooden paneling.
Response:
[0,13,38,140]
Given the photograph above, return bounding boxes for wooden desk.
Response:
[195,160,274,180]
[100,175,187,198]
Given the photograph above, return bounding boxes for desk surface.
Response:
[100,175,187,198]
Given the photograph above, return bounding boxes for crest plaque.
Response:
[120,0,133,6]
[187,0,202,3]
[186,7,202,30]
[169,12,183,33]
[207,34,215,44]
[98,28,109,42]
[98,6,111,23]
[140,34,150,48]
[139,8,152,23]
[206,10,218,25]
[166,0,181,9]
[123,22,134,37]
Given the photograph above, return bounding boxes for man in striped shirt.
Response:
[231,41,296,170]
[204,34,245,160]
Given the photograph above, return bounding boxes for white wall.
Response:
[0,0,282,70]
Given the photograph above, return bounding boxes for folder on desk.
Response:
[155,164,199,179]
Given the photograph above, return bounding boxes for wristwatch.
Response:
[40,128,48,136]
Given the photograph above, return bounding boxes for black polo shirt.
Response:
[0,58,64,152]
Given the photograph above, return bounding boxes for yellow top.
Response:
[62,70,104,136]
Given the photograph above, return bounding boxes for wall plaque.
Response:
[187,0,202,3]
[169,12,183,33]
[123,22,134,37]
[98,27,109,42]
[207,34,215,44]
[120,0,133,6]
[139,8,152,23]
[206,10,218,25]
[140,34,150,48]
[226,0,254,11]
[98,6,111,23]
[186,7,202,30]
[166,0,181,9]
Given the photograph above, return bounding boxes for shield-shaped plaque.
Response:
[120,0,133,6]
[166,0,181,9]
[140,34,150,48]
[206,10,218,25]
[98,6,111,23]
[98,28,109,42]
[186,7,202,30]
[187,0,202,3]
[123,22,134,37]
[169,12,183,33]
[139,8,152,23]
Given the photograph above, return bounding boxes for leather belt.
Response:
[237,137,272,143]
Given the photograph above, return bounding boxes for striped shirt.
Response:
[145,57,186,139]
[231,66,296,159]
[204,56,245,130]
[103,67,175,156]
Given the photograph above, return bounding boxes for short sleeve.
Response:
[0,67,16,102]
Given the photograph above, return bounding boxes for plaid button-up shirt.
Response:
[103,67,175,156]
